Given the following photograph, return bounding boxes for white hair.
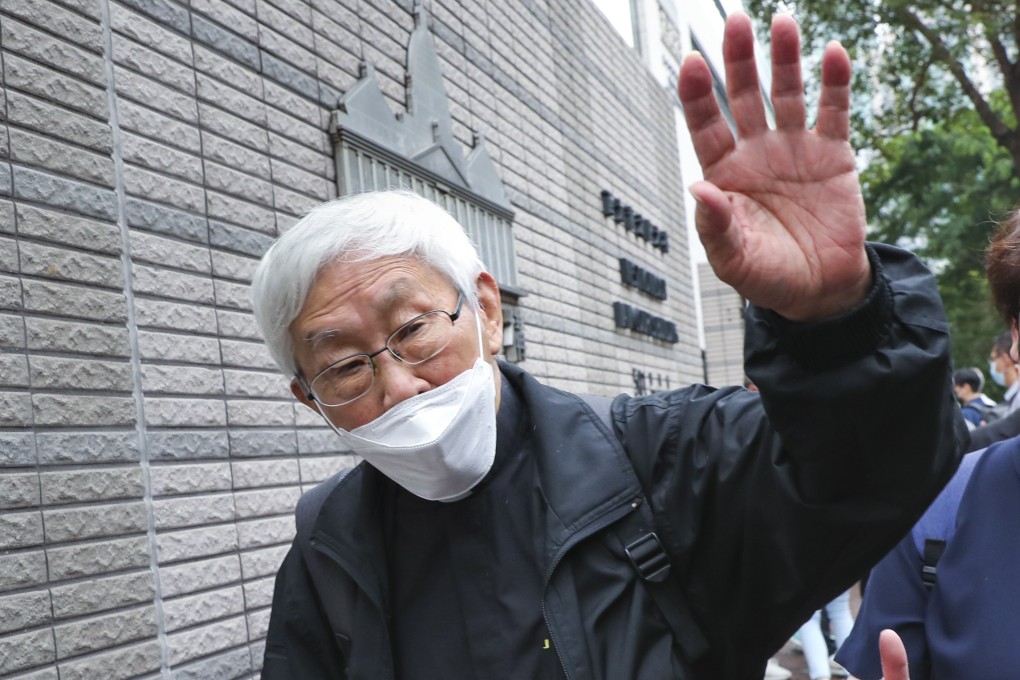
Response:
[251,190,487,377]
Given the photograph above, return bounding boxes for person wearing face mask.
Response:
[989,331,1019,413]
[968,332,1020,451]
[254,14,964,680]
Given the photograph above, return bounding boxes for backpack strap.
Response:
[615,499,711,664]
[580,394,710,665]
[296,468,357,658]
[580,393,614,427]
[910,448,986,591]
[920,538,946,590]
[296,468,353,537]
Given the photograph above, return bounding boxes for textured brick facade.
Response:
[0,0,698,676]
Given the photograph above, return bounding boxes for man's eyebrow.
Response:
[302,281,418,348]
[305,328,344,349]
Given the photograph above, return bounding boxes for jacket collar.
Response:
[311,362,643,603]
[498,361,642,548]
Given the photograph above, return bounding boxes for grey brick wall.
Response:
[0,0,698,676]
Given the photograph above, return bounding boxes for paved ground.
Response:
[772,640,811,680]
[767,584,864,680]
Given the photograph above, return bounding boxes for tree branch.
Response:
[1015,0,1020,55]
[908,57,933,132]
[986,23,1013,81]
[980,17,1020,122]
[897,7,1011,142]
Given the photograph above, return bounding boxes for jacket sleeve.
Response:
[966,407,1020,451]
[616,243,966,674]
[262,545,347,680]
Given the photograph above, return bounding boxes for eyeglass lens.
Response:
[310,309,456,406]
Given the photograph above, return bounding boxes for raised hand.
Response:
[679,13,871,322]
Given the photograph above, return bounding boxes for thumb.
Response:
[878,629,909,680]
[689,180,740,275]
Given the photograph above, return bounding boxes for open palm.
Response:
[680,14,870,322]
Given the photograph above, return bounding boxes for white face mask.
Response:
[989,359,1007,388]
[316,310,497,502]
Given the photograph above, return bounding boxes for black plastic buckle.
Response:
[625,532,671,583]
[921,538,945,591]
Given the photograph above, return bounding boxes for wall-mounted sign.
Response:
[632,368,672,396]
[619,257,667,300]
[600,190,669,253]
[502,304,526,363]
[613,302,679,343]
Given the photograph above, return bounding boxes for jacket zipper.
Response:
[541,499,640,680]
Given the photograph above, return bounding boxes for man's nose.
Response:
[376,352,430,410]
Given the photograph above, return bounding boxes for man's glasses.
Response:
[305,292,464,407]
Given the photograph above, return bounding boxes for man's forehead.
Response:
[301,272,443,345]
[379,278,421,302]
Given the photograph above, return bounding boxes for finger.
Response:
[879,629,910,680]
[770,14,806,131]
[723,12,769,139]
[815,40,852,140]
[679,52,736,171]
[689,181,740,269]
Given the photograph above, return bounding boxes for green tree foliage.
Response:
[862,104,1018,393]
[746,0,1020,381]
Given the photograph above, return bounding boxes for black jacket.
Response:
[967,406,1020,451]
[262,244,965,680]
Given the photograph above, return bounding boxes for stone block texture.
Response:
[0,0,697,676]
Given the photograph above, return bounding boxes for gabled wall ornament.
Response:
[330,3,512,214]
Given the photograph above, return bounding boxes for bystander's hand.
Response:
[878,629,910,680]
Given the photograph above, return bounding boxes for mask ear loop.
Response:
[316,402,344,435]
[473,308,485,361]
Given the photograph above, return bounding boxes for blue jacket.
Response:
[838,439,1020,679]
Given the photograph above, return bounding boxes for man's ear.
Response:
[474,271,504,357]
[290,378,317,411]
[1012,318,1019,363]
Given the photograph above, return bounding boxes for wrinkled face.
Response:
[288,256,503,430]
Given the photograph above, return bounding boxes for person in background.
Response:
[797,590,853,680]
[836,207,1020,679]
[989,331,1019,413]
[952,367,996,428]
[966,332,1020,450]
[255,12,964,680]
[764,657,793,680]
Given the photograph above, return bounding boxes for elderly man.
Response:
[255,13,963,680]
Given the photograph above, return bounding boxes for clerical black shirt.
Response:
[385,376,567,679]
